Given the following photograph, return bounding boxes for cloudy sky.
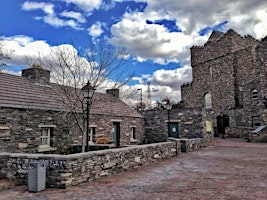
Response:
[0,0,267,106]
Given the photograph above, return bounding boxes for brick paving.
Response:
[0,138,266,200]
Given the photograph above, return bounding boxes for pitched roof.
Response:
[0,72,143,118]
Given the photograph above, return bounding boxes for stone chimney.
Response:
[106,88,120,98]
[22,64,50,84]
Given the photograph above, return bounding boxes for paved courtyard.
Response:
[0,138,266,200]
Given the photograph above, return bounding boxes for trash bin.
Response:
[28,161,46,192]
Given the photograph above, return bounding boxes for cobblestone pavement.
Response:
[0,138,266,200]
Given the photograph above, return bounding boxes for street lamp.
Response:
[137,88,143,111]
[82,81,95,152]
[165,103,172,137]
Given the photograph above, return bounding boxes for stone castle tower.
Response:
[181,29,267,138]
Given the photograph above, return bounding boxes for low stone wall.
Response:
[180,138,209,152]
[0,141,180,188]
[248,126,267,142]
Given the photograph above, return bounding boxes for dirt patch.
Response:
[0,179,17,191]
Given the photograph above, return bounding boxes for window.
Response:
[208,66,212,78]
[206,121,212,133]
[41,128,50,146]
[204,93,212,109]
[89,127,96,143]
[38,125,56,152]
[252,116,261,127]
[251,89,259,100]
[130,127,137,141]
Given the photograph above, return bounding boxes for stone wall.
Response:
[143,108,205,143]
[0,141,181,188]
[181,30,267,140]
[179,138,210,153]
[0,107,144,153]
[257,37,267,125]
[190,30,258,67]
[248,126,267,142]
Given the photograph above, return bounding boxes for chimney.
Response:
[106,88,120,98]
[22,64,50,84]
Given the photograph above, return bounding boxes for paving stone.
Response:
[0,138,266,200]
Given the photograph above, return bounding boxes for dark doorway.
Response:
[113,122,120,147]
[169,122,179,138]
[216,113,229,139]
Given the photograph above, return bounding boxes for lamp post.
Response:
[82,81,95,152]
[165,103,172,137]
[137,88,143,111]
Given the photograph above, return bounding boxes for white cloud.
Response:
[87,22,105,37]
[21,1,84,30]
[110,0,267,66]
[22,1,54,15]
[152,66,192,88]
[2,35,51,66]
[109,0,267,103]
[42,15,83,30]
[132,66,192,103]
[60,10,87,23]
[110,11,208,65]
[62,0,102,13]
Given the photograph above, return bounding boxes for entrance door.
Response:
[169,122,179,138]
[113,122,120,147]
[216,113,229,138]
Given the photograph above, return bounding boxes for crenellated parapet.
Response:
[191,29,259,67]
[181,81,193,88]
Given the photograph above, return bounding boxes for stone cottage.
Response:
[181,29,267,140]
[0,66,145,153]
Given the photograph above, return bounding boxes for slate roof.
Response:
[0,72,143,118]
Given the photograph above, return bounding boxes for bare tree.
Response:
[25,38,135,152]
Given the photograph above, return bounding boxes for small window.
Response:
[41,128,50,146]
[89,127,96,143]
[208,66,212,78]
[204,93,212,109]
[252,116,261,127]
[206,121,212,133]
[251,89,259,100]
[131,127,136,140]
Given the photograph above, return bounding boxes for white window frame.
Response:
[208,66,212,78]
[41,128,50,147]
[251,89,259,100]
[130,126,137,142]
[204,93,212,109]
[38,125,56,152]
[88,126,97,144]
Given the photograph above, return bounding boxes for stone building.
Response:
[0,66,144,153]
[181,29,267,140]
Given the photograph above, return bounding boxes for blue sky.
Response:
[1,0,267,105]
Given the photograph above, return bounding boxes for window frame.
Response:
[37,125,56,152]
[130,126,137,142]
[40,127,50,147]
[252,116,261,127]
[89,126,97,144]
[208,66,212,78]
[204,92,212,109]
[251,89,259,100]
